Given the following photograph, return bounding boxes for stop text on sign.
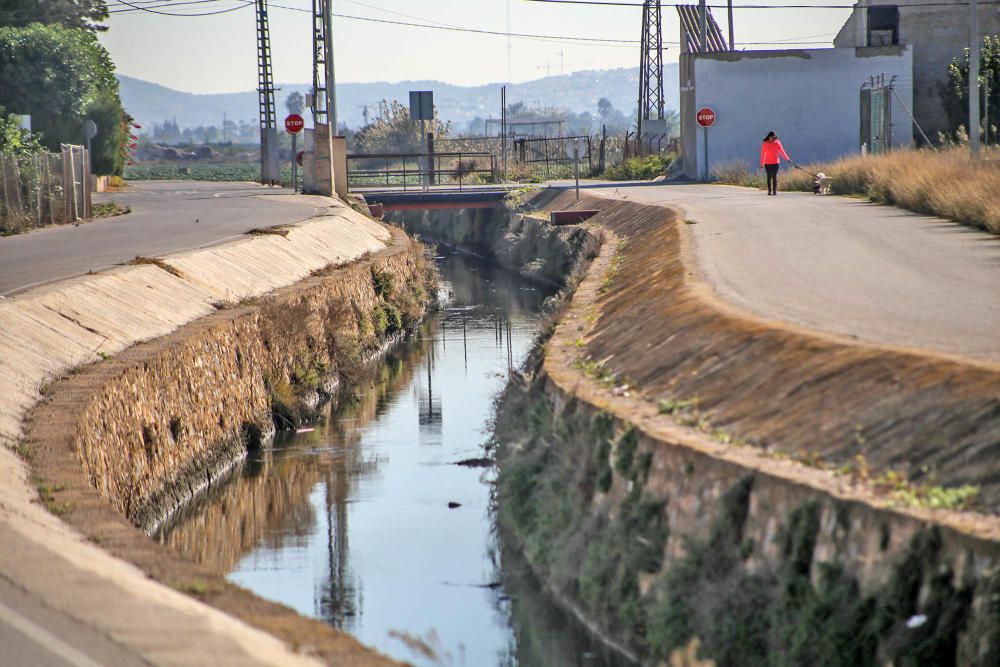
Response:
[696,107,716,128]
[285,114,305,134]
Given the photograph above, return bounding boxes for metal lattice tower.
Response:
[256,0,276,137]
[637,0,665,140]
[312,0,337,131]
[255,0,278,183]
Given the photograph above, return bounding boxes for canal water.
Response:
[159,250,621,666]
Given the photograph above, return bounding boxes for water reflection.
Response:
[160,251,620,666]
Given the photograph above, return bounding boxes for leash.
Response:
[792,163,821,179]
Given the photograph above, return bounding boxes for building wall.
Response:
[834,1,1000,138]
[679,46,913,180]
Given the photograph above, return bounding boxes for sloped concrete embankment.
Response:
[389,201,597,288]
[2,199,427,666]
[494,190,1000,666]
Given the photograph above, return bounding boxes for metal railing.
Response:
[346,151,498,191]
[513,135,593,178]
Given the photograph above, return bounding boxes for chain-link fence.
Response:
[1,145,90,234]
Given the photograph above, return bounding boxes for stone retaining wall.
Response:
[494,191,1000,666]
[56,229,432,531]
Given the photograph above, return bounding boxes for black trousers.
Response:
[764,163,779,193]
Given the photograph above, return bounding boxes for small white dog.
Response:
[812,172,832,195]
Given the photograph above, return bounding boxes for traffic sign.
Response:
[285,114,305,134]
[696,107,716,128]
[296,150,304,167]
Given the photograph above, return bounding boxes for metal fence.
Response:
[0,145,90,233]
[346,151,498,191]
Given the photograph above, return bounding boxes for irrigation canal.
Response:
[158,250,621,666]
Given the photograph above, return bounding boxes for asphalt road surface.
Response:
[0,181,324,296]
[588,182,1000,362]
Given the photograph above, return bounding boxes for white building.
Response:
[677,5,919,180]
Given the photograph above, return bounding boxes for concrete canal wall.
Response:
[3,196,430,666]
[412,190,1000,665]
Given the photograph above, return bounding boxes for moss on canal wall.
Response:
[485,191,1000,666]
[497,369,1000,666]
[64,228,436,532]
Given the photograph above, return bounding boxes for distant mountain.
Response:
[117,66,680,134]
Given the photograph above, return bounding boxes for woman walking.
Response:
[760,131,792,195]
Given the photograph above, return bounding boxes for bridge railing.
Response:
[346,151,498,191]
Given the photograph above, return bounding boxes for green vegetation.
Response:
[124,163,294,182]
[172,579,222,597]
[352,99,450,154]
[91,201,130,218]
[835,456,981,511]
[496,376,994,665]
[940,34,1000,139]
[0,0,109,32]
[497,390,668,653]
[0,23,128,174]
[33,476,74,516]
[603,154,673,181]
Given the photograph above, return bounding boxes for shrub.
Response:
[604,154,673,181]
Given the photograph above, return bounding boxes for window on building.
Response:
[868,6,900,47]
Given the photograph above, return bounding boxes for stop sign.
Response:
[284,114,304,134]
[696,107,716,128]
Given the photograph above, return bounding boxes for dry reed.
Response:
[712,146,1000,234]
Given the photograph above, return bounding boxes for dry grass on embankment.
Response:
[712,146,1000,234]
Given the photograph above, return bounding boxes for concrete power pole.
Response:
[309,0,343,196]
[970,0,981,156]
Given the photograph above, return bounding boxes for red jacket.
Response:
[760,140,791,166]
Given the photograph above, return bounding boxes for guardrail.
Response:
[347,151,498,191]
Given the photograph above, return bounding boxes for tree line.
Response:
[0,0,129,175]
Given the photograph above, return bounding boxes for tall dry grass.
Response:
[712,147,1000,234]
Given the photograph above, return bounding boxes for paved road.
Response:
[587,182,1000,362]
[0,575,146,667]
[0,181,325,296]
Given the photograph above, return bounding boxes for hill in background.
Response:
[118,65,680,135]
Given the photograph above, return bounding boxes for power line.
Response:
[268,4,837,46]
[523,0,998,8]
[109,0,251,16]
[269,2,642,45]
[0,0,840,46]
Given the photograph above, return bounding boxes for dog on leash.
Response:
[812,172,832,195]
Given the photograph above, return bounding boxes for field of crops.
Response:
[124,163,293,182]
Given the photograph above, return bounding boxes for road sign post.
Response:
[565,138,581,199]
[696,106,716,181]
[82,119,98,173]
[409,91,434,191]
[285,114,305,191]
[573,138,581,200]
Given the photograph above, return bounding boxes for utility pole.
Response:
[255,0,279,184]
[699,0,708,54]
[970,0,981,156]
[637,0,664,151]
[727,0,734,50]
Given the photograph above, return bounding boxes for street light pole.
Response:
[970,0,981,156]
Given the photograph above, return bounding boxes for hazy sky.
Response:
[99,0,856,93]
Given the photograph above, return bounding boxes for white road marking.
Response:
[0,598,106,667]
